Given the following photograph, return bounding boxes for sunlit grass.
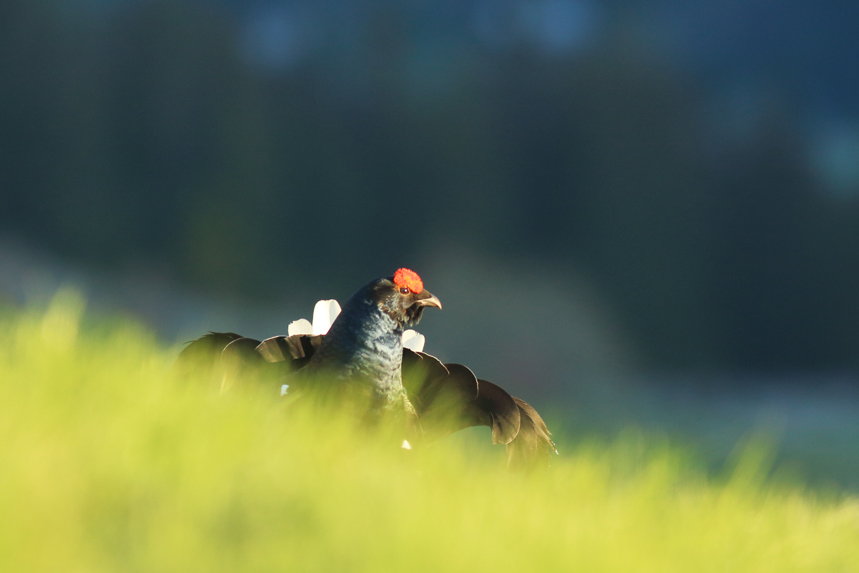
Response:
[1,291,858,572]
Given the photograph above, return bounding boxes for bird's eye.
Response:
[399,287,410,295]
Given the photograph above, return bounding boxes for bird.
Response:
[175,268,557,470]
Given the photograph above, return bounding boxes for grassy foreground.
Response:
[1,292,858,572]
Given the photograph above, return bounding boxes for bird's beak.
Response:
[415,291,442,310]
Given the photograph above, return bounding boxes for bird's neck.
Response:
[313,297,406,403]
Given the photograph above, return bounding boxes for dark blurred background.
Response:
[2,0,858,483]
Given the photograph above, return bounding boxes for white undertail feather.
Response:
[287,318,312,336]
[312,299,342,335]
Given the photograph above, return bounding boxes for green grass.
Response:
[2,291,858,572]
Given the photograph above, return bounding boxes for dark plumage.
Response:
[175,269,557,469]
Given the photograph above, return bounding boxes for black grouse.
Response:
[176,268,557,470]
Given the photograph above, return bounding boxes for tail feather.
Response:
[256,334,324,366]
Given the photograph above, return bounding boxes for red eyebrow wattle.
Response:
[393,268,424,294]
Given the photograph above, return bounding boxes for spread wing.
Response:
[402,349,556,469]
[506,397,558,471]
[173,332,246,384]
[402,350,520,445]
[174,332,291,392]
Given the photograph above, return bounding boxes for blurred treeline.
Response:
[1,0,857,372]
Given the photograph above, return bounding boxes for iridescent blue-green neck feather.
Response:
[303,276,441,409]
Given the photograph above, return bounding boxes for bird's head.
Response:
[370,268,442,329]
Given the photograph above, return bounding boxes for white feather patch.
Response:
[312,299,342,335]
[287,318,312,336]
[402,330,426,352]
